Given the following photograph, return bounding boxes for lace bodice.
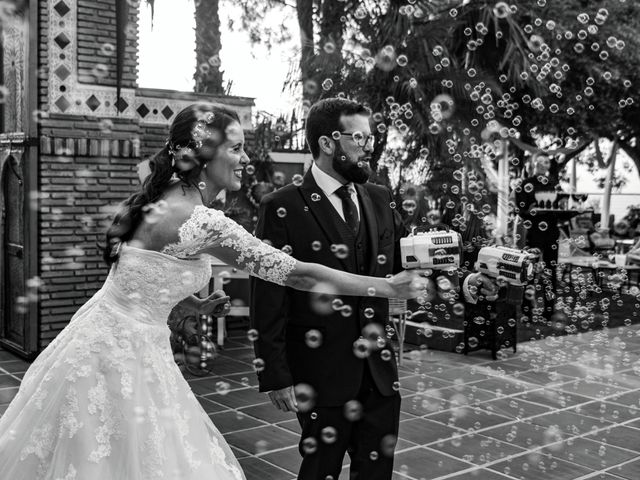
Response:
[106,245,212,324]
[99,206,296,326]
[162,205,296,286]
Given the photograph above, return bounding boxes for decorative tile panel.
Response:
[48,0,135,117]
[46,0,253,128]
[2,14,26,132]
[53,0,71,17]
[133,94,254,130]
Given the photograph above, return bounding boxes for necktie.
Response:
[335,185,359,234]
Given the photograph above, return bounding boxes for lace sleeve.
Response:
[162,206,296,286]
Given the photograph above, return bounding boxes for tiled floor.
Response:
[1,325,640,480]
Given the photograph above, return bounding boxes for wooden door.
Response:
[0,154,27,351]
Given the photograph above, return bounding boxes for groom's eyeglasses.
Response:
[338,131,376,148]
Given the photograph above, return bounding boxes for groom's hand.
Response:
[268,386,298,413]
[467,273,499,302]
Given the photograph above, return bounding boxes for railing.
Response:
[255,110,308,153]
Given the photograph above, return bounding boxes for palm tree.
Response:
[128,0,224,94]
[193,0,224,94]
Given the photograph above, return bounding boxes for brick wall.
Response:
[35,123,256,347]
[140,124,168,158]
[37,115,141,347]
[77,0,138,87]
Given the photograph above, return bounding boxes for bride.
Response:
[0,103,426,479]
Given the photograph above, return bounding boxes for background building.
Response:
[0,0,253,358]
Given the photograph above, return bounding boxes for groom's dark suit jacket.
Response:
[250,170,405,406]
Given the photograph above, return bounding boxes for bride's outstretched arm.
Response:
[174,206,427,299]
[205,229,428,299]
[284,261,427,299]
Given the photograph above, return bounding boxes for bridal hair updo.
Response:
[102,102,240,265]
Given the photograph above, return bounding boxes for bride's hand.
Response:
[197,290,231,317]
[386,269,434,299]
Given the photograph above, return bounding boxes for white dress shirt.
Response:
[310,162,360,221]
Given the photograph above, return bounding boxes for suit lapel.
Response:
[355,184,380,275]
[298,170,350,270]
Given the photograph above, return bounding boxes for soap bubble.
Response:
[305,329,323,348]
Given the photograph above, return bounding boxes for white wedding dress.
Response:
[0,206,296,480]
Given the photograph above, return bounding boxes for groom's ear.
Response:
[318,135,334,156]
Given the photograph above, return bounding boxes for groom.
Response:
[250,98,494,479]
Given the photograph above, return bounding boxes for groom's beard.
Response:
[332,143,372,184]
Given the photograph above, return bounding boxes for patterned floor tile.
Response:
[219,347,256,364]
[0,360,30,374]
[481,420,566,449]
[434,385,500,406]
[510,369,573,386]
[470,377,533,397]
[0,374,20,389]
[259,446,304,474]
[275,418,302,435]
[208,356,254,376]
[398,374,454,391]
[398,417,463,446]
[0,387,18,404]
[204,386,270,409]
[586,425,640,453]
[238,402,297,424]
[238,456,295,480]
[480,396,553,420]
[223,372,260,387]
[393,447,475,479]
[209,410,268,434]
[607,390,640,409]
[198,395,230,414]
[189,375,244,395]
[606,459,640,480]
[225,425,299,455]
[556,380,630,399]
[425,406,513,432]
[488,455,594,480]
[427,366,494,384]
[528,410,612,436]
[512,386,593,409]
[444,468,519,480]
[545,437,639,472]
[433,432,525,465]
[230,446,252,459]
[570,400,640,423]
[401,393,450,416]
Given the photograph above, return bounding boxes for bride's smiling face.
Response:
[204,121,249,192]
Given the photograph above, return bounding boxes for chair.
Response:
[208,258,250,346]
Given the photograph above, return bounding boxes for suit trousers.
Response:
[296,363,401,480]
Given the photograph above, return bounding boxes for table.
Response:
[560,256,640,293]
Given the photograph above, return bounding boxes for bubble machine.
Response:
[474,246,534,287]
[400,229,463,270]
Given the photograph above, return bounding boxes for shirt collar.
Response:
[310,162,354,196]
